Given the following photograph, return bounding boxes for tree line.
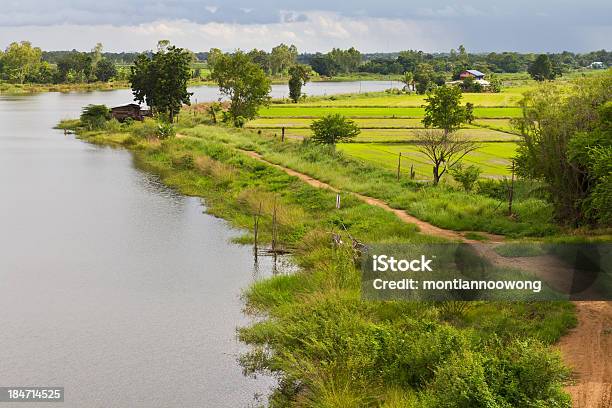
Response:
[0,41,119,84]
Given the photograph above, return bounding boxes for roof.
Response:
[465,69,485,77]
[111,103,141,110]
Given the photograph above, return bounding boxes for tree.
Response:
[1,41,42,83]
[465,102,475,124]
[423,85,467,135]
[94,58,117,82]
[414,63,434,94]
[247,49,271,73]
[401,71,414,92]
[210,51,271,126]
[528,54,555,81]
[288,64,310,103]
[270,43,297,75]
[56,52,93,83]
[514,72,612,225]
[310,114,360,145]
[416,130,479,184]
[130,42,192,122]
[310,53,338,77]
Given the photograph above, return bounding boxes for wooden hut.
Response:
[110,104,151,121]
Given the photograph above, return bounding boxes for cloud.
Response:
[0,1,609,52]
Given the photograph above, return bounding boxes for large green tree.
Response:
[94,58,117,82]
[1,41,42,83]
[528,54,555,81]
[288,64,310,103]
[270,43,297,75]
[210,51,271,126]
[414,63,435,94]
[130,42,192,121]
[513,72,612,225]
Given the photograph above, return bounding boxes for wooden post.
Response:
[397,152,402,180]
[335,193,341,209]
[281,127,285,142]
[508,160,515,216]
[253,202,262,261]
[271,197,278,253]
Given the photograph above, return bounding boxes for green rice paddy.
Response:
[253,90,525,180]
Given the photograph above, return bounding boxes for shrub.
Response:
[449,163,482,192]
[427,351,497,408]
[131,118,175,139]
[310,114,360,145]
[80,104,110,130]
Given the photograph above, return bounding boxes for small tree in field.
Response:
[465,102,475,124]
[422,85,467,135]
[416,130,479,184]
[310,114,360,145]
[288,64,310,103]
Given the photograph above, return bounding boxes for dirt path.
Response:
[557,302,612,408]
[240,149,503,243]
[239,148,612,407]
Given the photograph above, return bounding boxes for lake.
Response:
[0,81,397,407]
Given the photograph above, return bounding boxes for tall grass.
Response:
[66,116,576,407]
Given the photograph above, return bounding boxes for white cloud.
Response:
[205,6,218,14]
[0,10,606,53]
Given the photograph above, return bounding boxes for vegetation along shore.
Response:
[57,39,611,406]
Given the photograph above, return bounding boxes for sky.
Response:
[0,0,610,53]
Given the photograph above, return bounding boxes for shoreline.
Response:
[57,115,580,406]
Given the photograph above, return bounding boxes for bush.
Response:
[310,114,360,145]
[477,179,508,200]
[427,351,497,407]
[80,104,110,130]
[130,118,175,139]
[449,163,482,192]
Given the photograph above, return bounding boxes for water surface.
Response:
[0,81,393,407]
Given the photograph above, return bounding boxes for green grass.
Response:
[259,106,523,118]
[275,127,519,143]
[338,142,518,178]
[296,90,524,107]
[59,114,580,407]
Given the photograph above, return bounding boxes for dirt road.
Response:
[239,148,612,407]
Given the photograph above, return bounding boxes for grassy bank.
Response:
[58,115,577,407]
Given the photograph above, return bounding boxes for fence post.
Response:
[397,152,402,180]
[336,193,341,209]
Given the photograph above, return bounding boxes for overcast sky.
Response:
[0,0,610,53]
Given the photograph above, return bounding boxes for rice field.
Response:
[338,142,518,179]
[252,89,525,180]
[295,90,525,107]
[259,106,523,118]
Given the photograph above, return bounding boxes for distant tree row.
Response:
[0,41,119,84]
[358,47,611,76]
